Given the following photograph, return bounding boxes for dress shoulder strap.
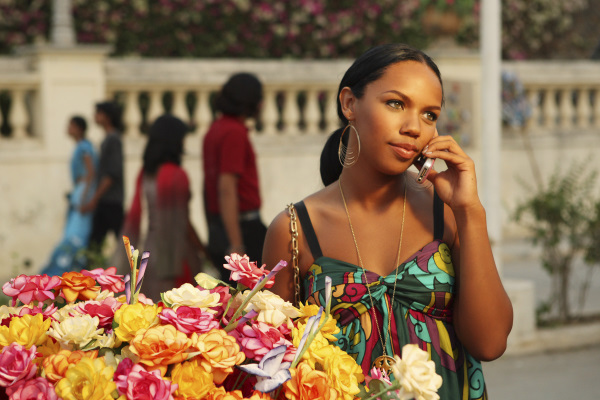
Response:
[294,201,324,260]
[433,190,444,241]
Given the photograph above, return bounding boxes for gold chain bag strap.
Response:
[287,203,301,306]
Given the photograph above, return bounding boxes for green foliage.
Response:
[513,160,600,322]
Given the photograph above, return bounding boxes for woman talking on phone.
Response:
[262,44,513,399]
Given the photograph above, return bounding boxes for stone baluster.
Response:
[172,89,189,123]
[10,89,28,139]
[324,88,339,134]
[304,88,320,135]
[282,88,300,135]
[123,89,142,137]
[261,87,278,136]
[526,88,541,132]
[558,87,574,130]
[542,88,557,129]
[593,89,600,129]
[576,88,592,130]
[193,90,212,135]
[147,89,163,124]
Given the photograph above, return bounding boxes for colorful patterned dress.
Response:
[294,195,487,400]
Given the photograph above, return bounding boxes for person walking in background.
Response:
[41,116,97,276]
[82,101,125,255]
[119,114,205,300]
[202,72,267,282]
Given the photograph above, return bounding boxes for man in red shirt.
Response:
[202,73,267,281]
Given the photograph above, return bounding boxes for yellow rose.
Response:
[129,325,192,375]
[238,290,300,328]
[291,323,330,369]
[47,315,103,350]
[297,303,340,342]
[171,358,215,399]
[203,387,245,400]
[0,313,51,349]
[321,345,364,400]
[284,361,337,400]
[391,344,443,400]
[55,357,116,400]
[162,283,220,311]
[194,272,221,290]
[42,349,99,383]
[113,302,160,342]
[192,329,245,384]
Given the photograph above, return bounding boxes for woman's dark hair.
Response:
[70,115,87,137]
[95,101,124,132]
[143,114,188,175]
[215,73,263,118]
[320,43,444,186]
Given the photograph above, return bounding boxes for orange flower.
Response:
[203,387,244,400]
[246,391,273,400]
[128,325,192,375]
[284,361,337,400]
[171,358,215,399]
[42,349,99,383]
[192,329,246,384]
[57,272,100,302]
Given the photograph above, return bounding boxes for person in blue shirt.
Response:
[42,116,97,276]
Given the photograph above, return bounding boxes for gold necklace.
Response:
[338,178,407,376]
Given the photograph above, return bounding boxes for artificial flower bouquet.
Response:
[0,237,441,400]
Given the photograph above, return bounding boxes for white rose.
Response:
[391,344,443,400]
[0,305,18,323]
[95,290,116,301]
[239,290,300,327]
[47,314,104,350]
[162,283,220,312]
[52,303,81,322]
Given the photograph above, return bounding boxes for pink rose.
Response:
[223,254,275,289]
[81,267,125,293]
[5,377,57,400]
[231,321,295,362]
[125,364,177,400]
[208,286,232,319]
[74,297,122,329]
[114,358,134,395]
[158,306,219,335]
[0,344,38,387]
[17,304,58,320]
[2,275,61,306]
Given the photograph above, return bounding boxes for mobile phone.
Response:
[416,156,435,184]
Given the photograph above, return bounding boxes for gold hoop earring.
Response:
[338,123,361,168]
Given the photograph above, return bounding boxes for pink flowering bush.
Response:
[0,344,38,387]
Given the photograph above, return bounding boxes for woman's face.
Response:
[67,121,81,140]
[341,60,443,175]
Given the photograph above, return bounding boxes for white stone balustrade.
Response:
[503,61,600,133]
[0,59,38,141]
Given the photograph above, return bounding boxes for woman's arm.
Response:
[218,173,244,255]
[81,153,95,204]
[425,135,513,361]
[262,210,296,303]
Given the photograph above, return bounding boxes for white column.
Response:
[576,88,592,129]
[172,89,189,123]
[324,88,339,134]
[9,89,28,139]
[51,0,76,47]
[147,89,163,125]
[193,90,212,135]
[480,0,502,272]
[283,88,300,135]
[559,87,574,130]
[261,87,278,136]
[304,88,321,135]
[124,89,142,138]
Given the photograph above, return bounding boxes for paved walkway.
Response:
[484,345,600,399]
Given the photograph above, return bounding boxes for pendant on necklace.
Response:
[372,355,396,376]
